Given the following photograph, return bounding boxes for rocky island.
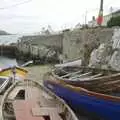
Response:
[0,30,10,35]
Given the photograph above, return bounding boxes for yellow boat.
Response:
[0,66,28,80]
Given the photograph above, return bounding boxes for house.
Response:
[88,9,120,27]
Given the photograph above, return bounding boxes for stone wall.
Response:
[20,34,63,50]
[63,28,113,64]
[0,45,17,58]
[17,28,115,65]
[17,34,63,63]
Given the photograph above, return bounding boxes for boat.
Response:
[0,79,78,120]
[55,59,82,68]
[0,76,12,94]
[43,78,120,120]
[21,60,33,67]
[0,66,28,80]
[50,66,120,93]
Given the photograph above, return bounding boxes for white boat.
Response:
[55,59,82,68]
[0,76,12,94]
[0,79,78,120]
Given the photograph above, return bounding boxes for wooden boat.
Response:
[0,76,12,94]
[43,78,120,120]
[50,66,120,93]
[0,79,78,120]
[21,60,33,67]
[55,59,82,68]
[0,66,28,80]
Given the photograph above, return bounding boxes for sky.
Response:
[0,0,119,34]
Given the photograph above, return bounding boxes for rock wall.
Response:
[108,29,120,71]
[0,45,17,58]
[88,28,120,71]
[17,34,63,63]
[63,28,113,64]
[20,34,63,50]
[17,28,117,65]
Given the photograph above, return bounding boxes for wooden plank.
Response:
[104,79,120,85]
[13,100,45,120]
[25,86,41,101]
[61,70,82,78]
[70,72,92,80]
[90,79,120,89]
[32,107,63,116]
[90,73,103,78]
[39,97,59,107]
[50,113,63,120]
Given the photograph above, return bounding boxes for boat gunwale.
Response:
[52,71,120,83]
[54,66,119,73]
[0,66,28,73]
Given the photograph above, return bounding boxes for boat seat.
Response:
[39,96,59,107]
[70,72,92,79]
[32,107,63,120]
[13,100,45,120]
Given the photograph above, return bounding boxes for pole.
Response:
[100,0,103,11]
[85,10,87,25]
[11,66,16,82]
[110,6,113,18]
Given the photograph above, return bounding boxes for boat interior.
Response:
[2,80,77,120]
[54,66,119,79]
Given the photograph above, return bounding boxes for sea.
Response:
[0,56,17,68]
[0,34,22,45]
[0,35,22,68]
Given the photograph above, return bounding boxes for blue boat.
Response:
[43,78,120,120]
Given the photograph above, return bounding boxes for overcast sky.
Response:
[0,0,119,34]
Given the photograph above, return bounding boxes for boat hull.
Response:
[44,80,120,120]
[0,67,28,80]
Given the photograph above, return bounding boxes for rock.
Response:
[0,30,10,35]
[89,43,113,69]
[108,50,120,71]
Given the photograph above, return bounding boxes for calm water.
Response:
[0,56,17,68]
[0,34,22,45]
[0,35,23,68]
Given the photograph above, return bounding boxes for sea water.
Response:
[0,56,17,68]
[0,35,22,68]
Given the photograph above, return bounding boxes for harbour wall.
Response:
[16,28,114,64]
[0,45,17,58]
[17,34,63,63]
[63,28,113,63]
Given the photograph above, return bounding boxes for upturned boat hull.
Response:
[44,79,120,120]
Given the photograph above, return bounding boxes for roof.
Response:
[113,9,120,14]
